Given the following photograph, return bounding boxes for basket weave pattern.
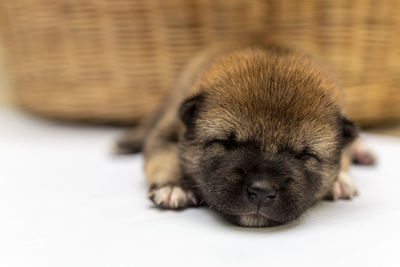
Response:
[1,0,399,125]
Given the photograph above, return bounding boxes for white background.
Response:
[1,109,399,267]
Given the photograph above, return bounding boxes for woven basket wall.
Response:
[0,0,399,126]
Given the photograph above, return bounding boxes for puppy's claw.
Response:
[328,172,358,200]
[148,185,197,209]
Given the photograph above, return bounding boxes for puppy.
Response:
[116,37,375,227]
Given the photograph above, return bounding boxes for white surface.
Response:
[0,109,399,267]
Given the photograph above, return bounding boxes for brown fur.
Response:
[117,36,362,227]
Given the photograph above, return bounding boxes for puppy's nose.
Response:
[247,180,277,205]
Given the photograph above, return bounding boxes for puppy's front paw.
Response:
[327,172,359,200]
[148,185,197,209]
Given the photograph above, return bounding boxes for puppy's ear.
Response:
[341,116,359,147]
[178,94,204,129]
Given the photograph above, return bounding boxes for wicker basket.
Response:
[0,0,399,126]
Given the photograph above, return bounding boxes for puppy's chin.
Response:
[223,214,283,228]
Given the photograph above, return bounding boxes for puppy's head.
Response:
[178,48,358,227]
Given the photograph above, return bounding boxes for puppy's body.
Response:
[117,37,367,227]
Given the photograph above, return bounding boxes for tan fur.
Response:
[118,36,366,226]
[147,38,347,198]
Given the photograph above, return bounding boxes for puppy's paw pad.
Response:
[352,141,376,165]
[353,149,376,165]
[111,140,142,155]
[330,172,359,200]
[148,185,197,209]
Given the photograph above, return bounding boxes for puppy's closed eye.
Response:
[204,138,237,150]
[204,133,238,150]
[295,148,320,162]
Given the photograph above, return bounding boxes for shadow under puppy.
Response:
[116,37,375,227]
